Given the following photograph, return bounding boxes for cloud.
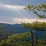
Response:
[0,3,46,24]
[0,15,46,24]
[0,4,24,9]
[0,4,25,18]
[0,0,46,6]
[0,16,15,24]
[13,18,46,24]
[3,4,24,9]
[0,4,38,19]
[0,0,31,6]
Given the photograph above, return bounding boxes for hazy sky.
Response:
[0,0,46,24]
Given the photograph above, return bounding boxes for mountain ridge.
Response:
[0,23,29,33]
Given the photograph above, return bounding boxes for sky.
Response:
[0,0,46,24]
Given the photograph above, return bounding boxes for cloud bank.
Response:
[0,0,46,24]
[13,18,46,24]
[0,0,46,6]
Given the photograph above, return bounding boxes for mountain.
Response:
[0,23,29,33]
[0,23,44,38]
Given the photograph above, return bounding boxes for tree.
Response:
[0,26,5,42]
[21,21,46,46]
[24,3,46,46]
[24,3,46,18]
[21,22,34,46]
[5,31,10,39]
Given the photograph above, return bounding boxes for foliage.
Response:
[21,21,46,46]
[24,3,46,46]
[21,21,46,31]
[0,26,5,41]
[0,32,32,46]
[24,3,46,18]
[0,26,10,42]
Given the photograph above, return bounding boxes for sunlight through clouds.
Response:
[12,18,46,24]
[14,9,26,18]
[0,4,24,9]
[5,4,24,9]
[0,3,46,24]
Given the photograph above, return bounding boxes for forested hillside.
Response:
[0,23,29,33]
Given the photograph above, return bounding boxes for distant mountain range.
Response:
[0,23,29,33]
[0,23,44,38]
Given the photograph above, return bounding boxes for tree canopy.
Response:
[24,3,46,18]
[21,21,46,31]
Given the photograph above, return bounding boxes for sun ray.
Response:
[13,8,26,18]
[4,4,26,18]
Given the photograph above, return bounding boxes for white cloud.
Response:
[0,16,15,24]
[0,21,10,24]
[0,4,46,24]
[5,5,24,9]
[0,4,24,9]
[0,16,46,24]
[12,18,46,24]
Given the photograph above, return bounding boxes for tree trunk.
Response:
[31,31,34,46]
[0,30,2,42]
[34,31,38,46]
